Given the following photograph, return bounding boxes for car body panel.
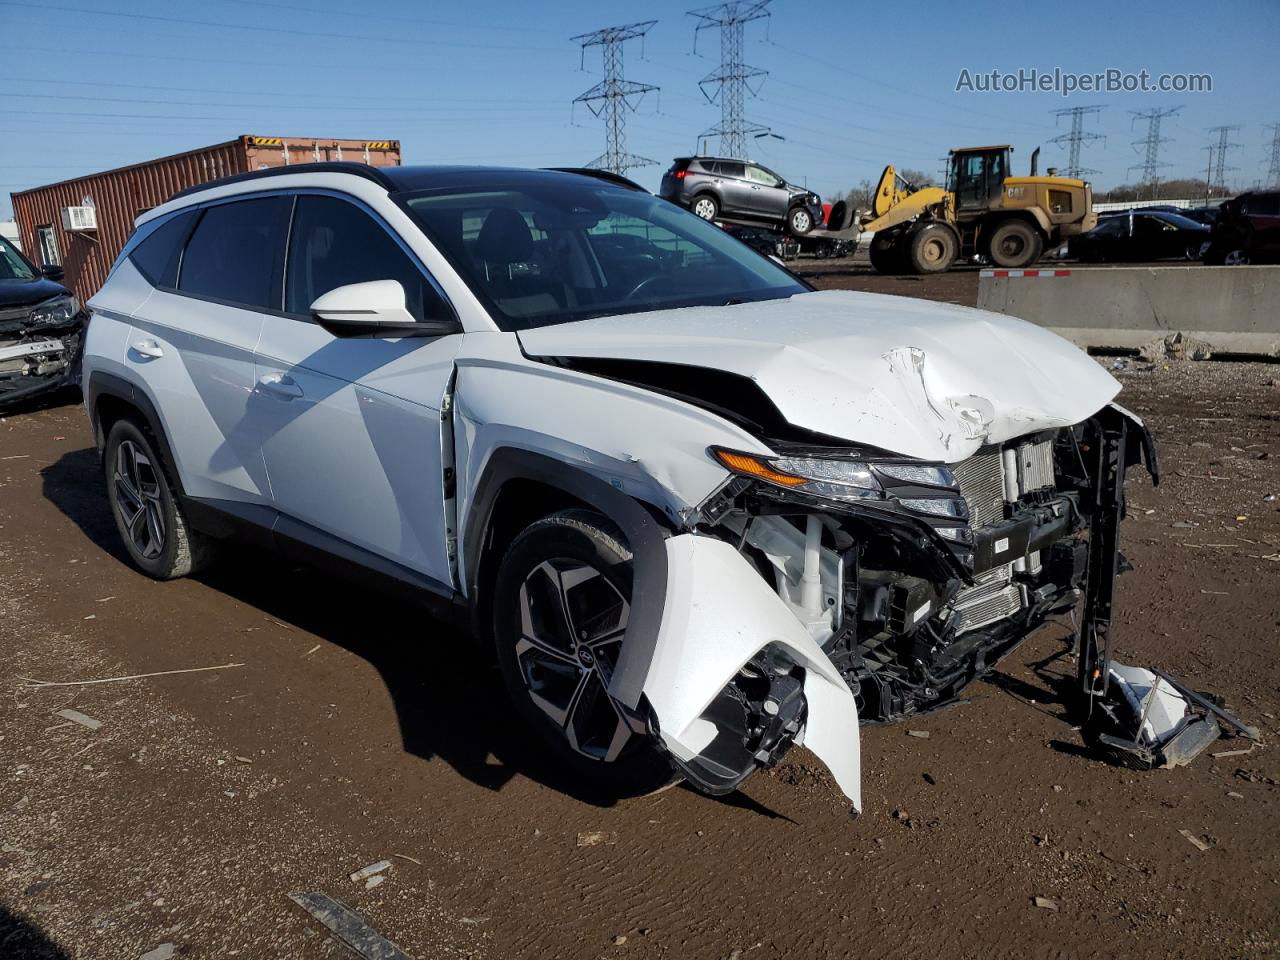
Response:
[640,533,862,810]
[518,289,1121,463]
[450,331,768,566]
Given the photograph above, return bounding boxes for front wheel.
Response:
[787,206,814,236]
[690,194,719,221]
[906,222,958,273]
[868,230,905,274]
[492,510,674,795]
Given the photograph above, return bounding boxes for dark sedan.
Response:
[0,236,84,409]
[1068,210,1210,262]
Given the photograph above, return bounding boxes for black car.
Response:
[1204,191,1280,265]
[0,236,84,409]
[658,157,823,237]
[1068,210,1210,262]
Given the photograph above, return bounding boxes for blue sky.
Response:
[2,0,1278,219]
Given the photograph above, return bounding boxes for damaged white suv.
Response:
[82,164,1157,812]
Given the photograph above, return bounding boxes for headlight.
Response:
[30,295,78,326]
[873,463,956,487]
[712,448,881,501]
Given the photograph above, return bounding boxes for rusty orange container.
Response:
[10,135,401,302]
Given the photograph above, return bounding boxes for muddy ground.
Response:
[1,268,1277,959]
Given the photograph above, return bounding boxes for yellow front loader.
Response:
[857,146,1096,274]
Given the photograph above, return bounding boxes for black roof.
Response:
[169,162,644,201]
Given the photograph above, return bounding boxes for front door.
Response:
[252,192,461,586]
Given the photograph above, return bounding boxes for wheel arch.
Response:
[86,371,186,497]
[461,448,673,708]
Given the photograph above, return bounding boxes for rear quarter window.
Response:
[128,210,196,288]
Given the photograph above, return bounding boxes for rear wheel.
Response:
[1223,248,1251,265]
[104,418,213,580]
[492,510,674,794]
[988,219,1044,268]
[906,222,958,273]
[690,194,719,221]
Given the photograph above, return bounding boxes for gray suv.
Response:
[659,157,822,236]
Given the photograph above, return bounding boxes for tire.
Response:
[787,205,814,236]
[103,418,214,580]
[868,230,905,274]
[690,194,719,221]
[492,509,675,795]
[827,200,848,232]
[1223,248,1251,266]
[988,219,1044,268]
[906,222,958,274]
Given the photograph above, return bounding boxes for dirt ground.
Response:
[1,269,1277,959]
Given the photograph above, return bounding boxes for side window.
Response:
[179,197,290,308]
[719,162,746,179]
[129,210,196,288]
[746,165,778,186]
[284,194,446,322]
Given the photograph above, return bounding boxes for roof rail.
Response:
[543,167,648,193]
[169,162,395,201]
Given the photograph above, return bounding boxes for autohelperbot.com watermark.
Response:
[955,67,1212,97]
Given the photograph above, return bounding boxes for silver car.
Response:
[659,157,823,236]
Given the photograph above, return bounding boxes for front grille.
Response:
[950,563,1022,633]
[1017,440,1055,493]
[952,451,1005,527]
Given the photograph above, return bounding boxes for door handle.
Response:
[130,338,164,359]
[257,372,304,400]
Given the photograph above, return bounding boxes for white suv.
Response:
[82,163,1157,811]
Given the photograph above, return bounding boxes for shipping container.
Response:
[10,135,401,303]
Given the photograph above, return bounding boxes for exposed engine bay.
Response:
[0,299,83,406]
[663,403,1160,797]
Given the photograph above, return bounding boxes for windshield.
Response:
[0,237,37,282]
[399,175,809,331]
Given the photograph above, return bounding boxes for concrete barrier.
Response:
[976,265,1280,358]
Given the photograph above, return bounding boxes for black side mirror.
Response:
[40,264,64,282]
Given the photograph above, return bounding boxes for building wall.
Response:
[10,136,400,302]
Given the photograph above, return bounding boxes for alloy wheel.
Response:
[515,558,636,762]
[1224,249,1250,265]
[791,210,812,233]
[113,439,166,560]
[693,198,717,220]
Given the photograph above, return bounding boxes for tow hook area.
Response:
[635,533,862,812]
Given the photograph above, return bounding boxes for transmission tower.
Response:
[1264,123,1280,187]
[1128,106,1180,196]
[571,21,659,176]
[689,1,772,160]
[1050,105,1105,178]
[1204,125,1242,193]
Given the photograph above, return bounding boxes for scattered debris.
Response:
[55,708,101,730]
[922,773,936,785]
[1227,791,1244,799]
[289,892,414,960]
[1210,746,1256,759]
[234,755,253,764]
[392,854,422,866]
[139,945,177,960]
[1235,768,1277,785]
[303,644,322,658]
[613,934,628,945]
[906,729,930,739]
[96,596,115,602]
[460,917,490,926]
[18,662,245,688]
[576,830,617,847]
[1199,589,1229,596]
[1178,829,1211,852]
[1138,331,1213,362]
[1032,896,1058,910]
[349,860,392,883]
[265,617,294,630]
[82,614,96,620]
[365,875,386,890]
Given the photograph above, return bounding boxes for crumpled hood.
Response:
[518,289,1120,463]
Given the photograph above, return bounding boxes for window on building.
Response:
[36,225,60,267]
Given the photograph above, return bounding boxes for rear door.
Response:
[715,161,753,219]
[123,196,288,504]
[253,192,461,587]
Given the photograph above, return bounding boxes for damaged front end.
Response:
[0,296,84,408]
[643,403,1162,811]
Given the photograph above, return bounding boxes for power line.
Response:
[1049,105,1105,178]
[571,21,660,176]
[688,1,772,160]
[1128,106,1180,195]
[1264,123,1280,187]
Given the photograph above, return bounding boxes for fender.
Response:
[85,370,186,495]
[461,447,672,709]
